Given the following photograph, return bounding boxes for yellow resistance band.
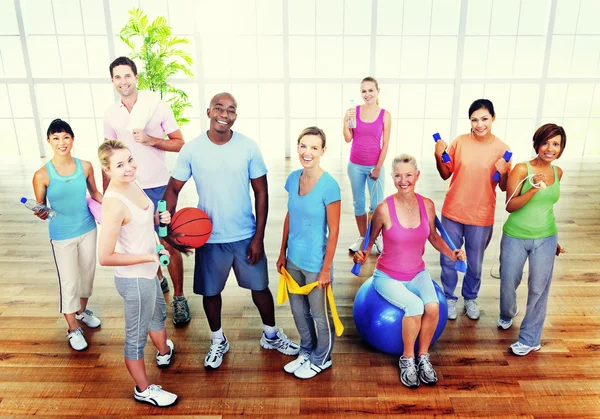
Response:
[277,267,344,336]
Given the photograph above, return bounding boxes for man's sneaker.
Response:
[260,329,300,356]
[399,356,420,388]
[447,299,458,320]
[498,306,520,330]
[417,353,438,385]
[134,384,177,407]
[464,299,480,320]
[156,339,174,368]
[160,277,169,293]
[75,309,101,328]
[171,296,190,325]
[374,234,384,254]
[204,336,230,369]
[349,236,364,252]
[67,327,88,351]
[284,352,310,374]
[510,341,541,356]
[293,359,332,379]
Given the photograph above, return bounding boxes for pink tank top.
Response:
[376,193,430,281]
[349,106,385,166]
[104,187,158,279]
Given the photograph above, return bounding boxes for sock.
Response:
[263,324,277,339]
[211,328,224,342]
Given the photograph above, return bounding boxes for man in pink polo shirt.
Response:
[103,56,190,325]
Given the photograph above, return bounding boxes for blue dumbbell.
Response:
[433,133,451,163]
[493,150,512,182]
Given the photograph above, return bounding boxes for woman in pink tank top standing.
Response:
[354,154,465,389]
[343,77,391,254]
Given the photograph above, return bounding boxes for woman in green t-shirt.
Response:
[498,123,566,356]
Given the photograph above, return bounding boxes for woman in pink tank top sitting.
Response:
[343,76,391,254]
[353,154,465,389]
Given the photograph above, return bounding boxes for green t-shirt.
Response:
[503,161,560,239]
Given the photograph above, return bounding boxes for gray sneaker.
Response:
[398,356,420,388]
[464,299,480,320]
[171,296,190,325]
[417,353,438,385]
[447,299,457,320]
[160,277,169,293]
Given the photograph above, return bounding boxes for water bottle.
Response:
[21,197,56,220]
[347,99,356,129]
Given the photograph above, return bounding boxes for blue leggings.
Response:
[372,269,439,316]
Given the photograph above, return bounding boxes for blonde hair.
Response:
[361,76,380,106]
[297,126,326,148]
[391,153,418,173]
[98,139,129,168]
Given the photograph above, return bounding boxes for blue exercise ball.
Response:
[353,277,448,355]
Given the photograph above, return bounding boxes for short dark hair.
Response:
[297,126,326,148]
[46,118,74,138]
[533,123,567,158]
[468,99,496,118]
[109,56,137,77]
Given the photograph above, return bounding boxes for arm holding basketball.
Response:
[276,212,290,274]
[98,198,159,266]
[162,177,192,254]
[248,174,268,266]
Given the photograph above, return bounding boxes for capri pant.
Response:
[372,268,439,316]
[115,275,167,360]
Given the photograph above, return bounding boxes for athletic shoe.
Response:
[510,341,541,356]
[134,384,177,407]
[417,353,438,385]
[260,329,300,356]
[447,299,458,320]
[497,307,520,330]
[171,296,190,325]
[399,356,420,388]
[294,359,332,379]
[374,234,383,254]
[156,339,174,368]
[349,236,364,252]
[204,335,230,369]
[284,352,310,374]
[160,277,169,293]
[67,327,88,351]
[464,299,480,320]
[75,309,101,328]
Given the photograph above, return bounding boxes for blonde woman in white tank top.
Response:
[97,140,178,407]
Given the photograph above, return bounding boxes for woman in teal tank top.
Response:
[31,119,103,351]
[498,123,566,356]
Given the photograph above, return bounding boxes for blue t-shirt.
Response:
[46,158,96,241]
[285,169,341,273]
[171,131,268,244]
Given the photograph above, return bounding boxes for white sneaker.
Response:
[293,359,332,379]
[284,352,310,374]
[464,299,480,320]
[156,339,174,368]
[134,384,177,407]
[67,327,88,351]
[349,236,364,252]
[498,307,520,330]
[510,341,541,356]
[447,299,457,320]
[75,309,101,328]
[374,235,383,254]
[260,329,300,356]
[204,335,230,369]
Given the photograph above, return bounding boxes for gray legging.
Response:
[115,275,167,360]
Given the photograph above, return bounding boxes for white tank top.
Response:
[104,187,158,279]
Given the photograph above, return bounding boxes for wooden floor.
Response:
[1,155,599,418]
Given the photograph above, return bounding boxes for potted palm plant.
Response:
[120,8,194,126]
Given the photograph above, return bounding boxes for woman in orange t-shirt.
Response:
[433,99,511,322]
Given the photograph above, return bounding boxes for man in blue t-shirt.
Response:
[163,92,299,369]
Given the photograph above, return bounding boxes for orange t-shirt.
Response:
[442,133,511,227]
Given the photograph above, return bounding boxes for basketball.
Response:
[169,207,212,248]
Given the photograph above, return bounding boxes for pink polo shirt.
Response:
[104,99,179,189]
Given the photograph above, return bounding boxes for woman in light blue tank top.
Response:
[31,119,103,351]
